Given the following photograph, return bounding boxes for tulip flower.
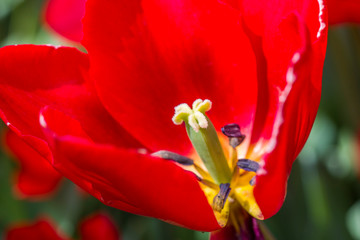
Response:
[5,219,68,240]
[5,212,120,240]
[0,0,328,237]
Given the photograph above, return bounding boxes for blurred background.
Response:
[0,0,360,239]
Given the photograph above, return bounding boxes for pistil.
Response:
[172,99,232,184]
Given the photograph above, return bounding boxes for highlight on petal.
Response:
[251,11,327,218]
[44,0,86,42]
[39,106,220,232]
[3,130,62,199]
[223,0,326,42]
[5,218,67,240]
[79,213,120,240]
[217,0,328,219]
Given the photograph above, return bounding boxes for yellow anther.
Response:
[172,99,212,132]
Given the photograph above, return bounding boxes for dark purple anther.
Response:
[213,183,231,212]
[221,123,245,148]
[221,123,244,138]
[237,159,260,172]
[151,150,194,166]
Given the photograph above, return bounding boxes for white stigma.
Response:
[172,99,212,132]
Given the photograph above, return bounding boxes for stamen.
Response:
[221,123,245,148]
[213,183,231,212]
[152,150,194,166]
[237,159,260,172]
[199,178,219,190]
[249,176,256,186]
[229,137,244,149]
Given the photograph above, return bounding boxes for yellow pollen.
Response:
[172,99,212,132]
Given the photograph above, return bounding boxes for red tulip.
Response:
[5,218,68,240]
[79,213,121,240]
[4,213,119,240]
[0,0,328,236]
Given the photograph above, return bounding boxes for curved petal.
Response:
[0,45,141,154]
[253,12,328,218]
[5,218,68,240]
[3,130,62,199]
[83,0,259,154]
[328,0,360,24]
[79,213,120,240]
[40,106,220,232]
[44,0,86,42]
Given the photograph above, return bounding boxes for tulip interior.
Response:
[154,99,263,227]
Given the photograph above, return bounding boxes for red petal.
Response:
[253,13,327,218]
[83,0,259,154]
[218,0,328,219]
[3,130,62,199]
[79,213,120,240]
[328,0,360,24]
[40,107,220,232]
[5,219,68,240]
[44,0,85,42]
[223,0,325,42]
[0,45,141,154]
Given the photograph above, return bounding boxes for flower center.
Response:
[153,99,264,222]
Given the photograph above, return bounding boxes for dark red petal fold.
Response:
[40,107,220,232]
[3,130,62,198]
[83,0,259,154]
[5,219,67,240]
[44,0,86,42]
[79,213,120,240]
[328,0,360,24]
[210,225,238,240]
